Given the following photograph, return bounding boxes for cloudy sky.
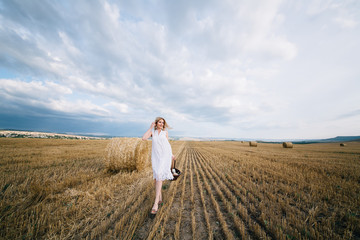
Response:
[0,0,359,139]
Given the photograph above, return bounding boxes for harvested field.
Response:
[1,138,359,239]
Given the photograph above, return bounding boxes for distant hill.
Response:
[321,136,360,142]
[294,136,360,144]
[0,130,105,140]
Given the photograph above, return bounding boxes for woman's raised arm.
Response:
[142,122,155,140]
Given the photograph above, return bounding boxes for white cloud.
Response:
[334,17,358,29]
[0,79,109,117]
[306,0,335,15]
[58,31,81,56]
[0,0,359,138]
[49,99,110,117]
[243,34,297,61]
[105,102,129,113]
[0,79,71,99]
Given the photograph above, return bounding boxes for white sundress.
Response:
[151,129,174,181]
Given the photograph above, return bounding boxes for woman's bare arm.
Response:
[142,122,155,140]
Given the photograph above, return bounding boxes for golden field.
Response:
[0,138,359,239]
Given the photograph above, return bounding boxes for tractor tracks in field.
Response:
[133,142,281,239]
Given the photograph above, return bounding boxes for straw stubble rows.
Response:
[1,139,359,239]
[136,143,282,239]
[135,141,360,239]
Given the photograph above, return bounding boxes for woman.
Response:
[142,117,174,215]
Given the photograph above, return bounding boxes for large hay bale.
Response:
[249,141,257,147]
[282,142,293,148]
[340,143,346,147]
[105,138,151,172]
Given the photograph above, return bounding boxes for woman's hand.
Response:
[150,122,155,129]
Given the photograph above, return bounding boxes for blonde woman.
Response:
[142,117,174,216]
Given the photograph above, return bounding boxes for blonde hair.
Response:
[154,117,170,130]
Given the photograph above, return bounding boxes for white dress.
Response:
[151,129,174,181]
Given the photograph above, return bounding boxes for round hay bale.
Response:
[105,138,151,172]
[249,141,257,147]
[282,142,293,148]
[340,143,346,147]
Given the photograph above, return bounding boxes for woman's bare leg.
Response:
[152,180,163,211]
[153,179,162,202]
[153,179,162,201]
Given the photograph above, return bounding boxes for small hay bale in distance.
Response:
[105,137,151,173]
[340,143,346,147]
[282,142,293,148]
[249,141,257,147]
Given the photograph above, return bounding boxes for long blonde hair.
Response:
[154,117,170,130]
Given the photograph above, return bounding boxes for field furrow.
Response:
[188,148,209,239]
[189,150,197,239]
[193,147,272,240]
[192,148,228,239]
[196,147,288,238]
[191,148,236,239]
[191,148,213,239]
[173,149,191,239]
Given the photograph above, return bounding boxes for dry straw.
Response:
[105,138,151,172]
[249,141,257,147]
[282,142,293,148]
